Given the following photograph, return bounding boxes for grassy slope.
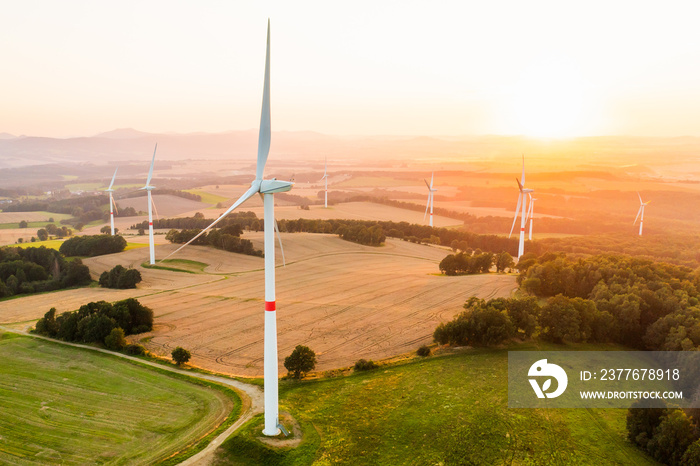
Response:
[216,345,658,465]
[0,332,240,464]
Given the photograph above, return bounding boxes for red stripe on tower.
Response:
[149,222,153,226]
[265,301,276,311]
[521,228,525,231]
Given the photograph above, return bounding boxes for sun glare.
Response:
[504,58,594,138]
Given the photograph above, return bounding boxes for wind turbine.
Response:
[106,167,118,236]
[320,156,328,208]
[140,144,158,265]
[509,155,533,260]
[526,194,537,241]
[424,172,437,227]
[163,20,290,436]
[633,192,650,236]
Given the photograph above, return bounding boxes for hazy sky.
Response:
[2,1,700,139]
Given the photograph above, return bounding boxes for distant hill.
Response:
[0,132,16,140]
[94,128,154,139]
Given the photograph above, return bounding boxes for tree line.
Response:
[131,211,260,232]
[124,188,202,202]
[0,246,91,298]
[165,223,262,257]
[439,251,514,275]
[59,235,127,257]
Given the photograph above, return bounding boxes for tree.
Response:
[540,295,581,343]
[100,225,118,234]
[682,440,700,466]
[104,327,126,350]
[647,410,698,465]
[172,347,191,365]
[627,399,669,450]
[284,345,316,379]
[37,229,48,241]
[495,251,515,273]
[18,220,28,228]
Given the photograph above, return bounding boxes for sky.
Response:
[2,0,700,139]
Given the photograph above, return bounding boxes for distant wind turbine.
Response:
[633,192,650,236]
[106,167,118,235]
[320,156,328,208]
[140,144,157,265]
[509,155,534,260]
[424,172,437,227]
[162,20,290,437]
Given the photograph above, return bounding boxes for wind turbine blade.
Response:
[424,179,431,189]
[108,167,118,190]
[633,206,642,225]
[509,193,522,238]
[112,197,119,215]
[255,20,271,181]
[637,192,643,204]
[324,155,327,176]
[430,172,434,189]
[274,219,285,266]
[521,154,525,186]
[161,185,258,261]
[525,193,533,223]
[516,178,524,192]
[151,196,160,221]
[146,144,157,186]
[424,192,431,220]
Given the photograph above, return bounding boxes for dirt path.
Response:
[0,326,262,466]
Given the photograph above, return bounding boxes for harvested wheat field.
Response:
[0,234,516,376]
[207,201,463,228]
[115,194,211,218]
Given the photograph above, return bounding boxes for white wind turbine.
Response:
[320,156,328,208]
[163,21,290,436]
[526,194,537,241]
[509,155,533,260]
[105,167,119,236]
[140,144,158,265]
[633,192,650,236]
[424,172,437,227]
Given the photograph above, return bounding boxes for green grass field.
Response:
[216,344,658,465]
[185,189,230,205]
[141,258,209,274]
[13,239,66,250]
[0,332,240,464]
[0,212,72,230]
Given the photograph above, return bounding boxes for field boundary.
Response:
[0,326,264,466]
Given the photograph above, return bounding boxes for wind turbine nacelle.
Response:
[260,179,293,194]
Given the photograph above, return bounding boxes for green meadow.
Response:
[0,332,240,464]
[216,345,658,465]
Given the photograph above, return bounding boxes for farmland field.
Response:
[92,234,514,376]
[0,233,516,376]
[115,194,210,218]
[215,344,657,465]
[0,331,239,464]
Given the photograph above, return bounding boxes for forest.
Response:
[0,246,91,298]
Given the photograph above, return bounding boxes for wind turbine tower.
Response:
[509,155,534,260]
[141,145,157,265]
[321,156,328,208]
[163,20,290,436]
[634,192,650,236]
[106,167,118,235]
[424,172,437,227]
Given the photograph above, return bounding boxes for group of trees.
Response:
[5,194,109,227]
[438,251,512,275]
[518,253,700,350]
[125,189,202,202]
[433,294,628,347]
[627,401,700,465]
[59,235,127,257]
[37,223,72,240]
[34,298,154,348]
[0,246,91,298]
[99,265,142,289]
[165,224,262,257]
[336,224,385,246]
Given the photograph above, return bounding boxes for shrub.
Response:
[354,359,378,371]
[284,345,317,379]
[125,344,146,355]
[99,265,142,289]
[59,235,126,257]
[172,347,191,365]
[104,327,126,350]
[417,345,431,357]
